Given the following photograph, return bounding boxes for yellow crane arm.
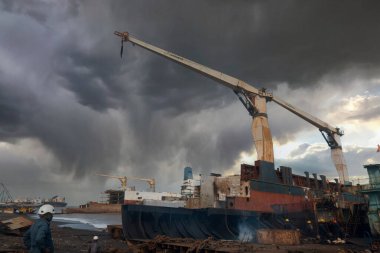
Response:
[96,173,124,179]
[129,177,156,192]
[95,173,128,191]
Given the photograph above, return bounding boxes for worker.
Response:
[23,204,55,253]
[88,236,102,253]
[328,219,344,239]
[305,220,314,236]
[284,218,291,229]
[318,218,332,242]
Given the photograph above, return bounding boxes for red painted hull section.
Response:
[228,190,311,213]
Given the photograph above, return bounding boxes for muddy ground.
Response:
[0,213,377,253]
[0,213,129,253]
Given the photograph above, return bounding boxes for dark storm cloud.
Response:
[55,52,121,111]
[183,119,252,173]
[0,0,122,178]
[109,0,380,89]
[0,75,122,178]
[1,0,380,196]
[0,0,79,24]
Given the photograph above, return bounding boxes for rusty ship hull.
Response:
[122,161,316,240]
[121,160,370,241]
[122,204,314,240]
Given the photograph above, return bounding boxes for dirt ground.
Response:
[0,213,129,253]
[0,213,377,253]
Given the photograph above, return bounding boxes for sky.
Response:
[0,0,379,205]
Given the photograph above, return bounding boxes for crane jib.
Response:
[114,30,350,183]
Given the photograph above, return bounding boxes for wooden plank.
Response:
[1,216,33,230]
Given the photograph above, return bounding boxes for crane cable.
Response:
[120,39,124,58]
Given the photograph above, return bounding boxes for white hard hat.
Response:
[93,236,99,240]
[38,204,55,215]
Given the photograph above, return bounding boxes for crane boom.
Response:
[129,177,156,192]
[272,96,338,134]
[96,173,156,192]
[96,173,128,191]
[114,32,272,98]
[96,173,125,180]
[115,31,275,163]
[114,31,349,183]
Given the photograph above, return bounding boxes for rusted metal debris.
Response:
[124,235,377,253]
[0,249,26,253]
[0,216,32,236]
[1,217,32,230]
[371,239,380,251]
[107,224,124,240]
[256,229,300,245]
[127,236,260,253]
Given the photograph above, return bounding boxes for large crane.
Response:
[130,177,156,192]
[114,31,349,184]
[96,173,156,192]
[96,174,127,191]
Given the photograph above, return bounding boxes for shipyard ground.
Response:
[0,213,129,253]
[0,214,377,253]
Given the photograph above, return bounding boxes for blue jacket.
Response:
[24,218,54,253]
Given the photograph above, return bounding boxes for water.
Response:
[29,213,122,231]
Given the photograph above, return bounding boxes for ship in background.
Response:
[13,195,67,208]
[63,175,182,213]
[41,195,67,207]
[0,185,67,213]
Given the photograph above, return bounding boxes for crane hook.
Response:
[120,39,124,58]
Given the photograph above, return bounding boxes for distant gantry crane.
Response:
[114,31,350,184]
[96,173,156,192]
[0,183,13,203]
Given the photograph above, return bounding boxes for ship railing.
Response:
[361,182,380,191]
